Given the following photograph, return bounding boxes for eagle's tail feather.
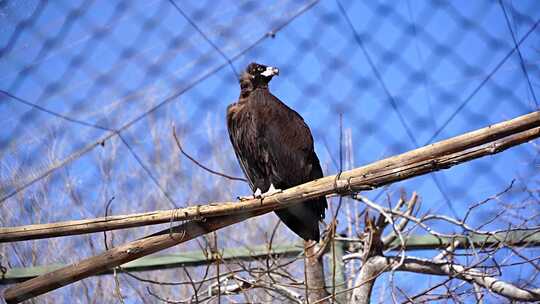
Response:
[274,198,326,242]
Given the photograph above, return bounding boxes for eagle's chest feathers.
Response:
[235,93,279,139]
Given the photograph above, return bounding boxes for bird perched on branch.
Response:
[227,62,327,241]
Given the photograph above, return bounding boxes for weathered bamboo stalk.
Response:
[3,112,540,303]
[2,111,539,243]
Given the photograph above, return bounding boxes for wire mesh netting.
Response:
[1,0,540,302]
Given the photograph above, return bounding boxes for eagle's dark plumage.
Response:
[227,62,327,241]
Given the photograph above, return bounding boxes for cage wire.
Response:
[1,0,540,302]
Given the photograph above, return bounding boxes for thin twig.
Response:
[172,126,247,182]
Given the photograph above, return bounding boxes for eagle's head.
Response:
[239,62,279,96]
[245,62,279,79]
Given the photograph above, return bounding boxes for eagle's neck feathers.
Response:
[239,86,271,104]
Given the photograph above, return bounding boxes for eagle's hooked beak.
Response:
[261,66,279,77]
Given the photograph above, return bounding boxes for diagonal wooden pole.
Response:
[3,111,540,303]
[2,111,540,243]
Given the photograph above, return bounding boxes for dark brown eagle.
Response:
[227,62,327,241]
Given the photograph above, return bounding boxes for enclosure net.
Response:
[1,0,539,302]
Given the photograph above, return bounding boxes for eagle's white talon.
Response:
[261,183,282,198]
[238,188,264,201]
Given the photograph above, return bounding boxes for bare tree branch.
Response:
[172,125,247,182]
[381,193,418,246]
[206,274,304,303]
[365,256,540,302]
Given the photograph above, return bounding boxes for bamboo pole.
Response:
[2,111,539,243]
[3,112,540,303]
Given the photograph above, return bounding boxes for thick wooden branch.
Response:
[350,256,384,304]
[3,111,540,303]
[304,241,330,303]
[2,111,539,243]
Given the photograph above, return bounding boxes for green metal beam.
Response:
[2,229,539,284]
[327,239,348,304]
[1,244,302,284]
[388,229,540,250]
